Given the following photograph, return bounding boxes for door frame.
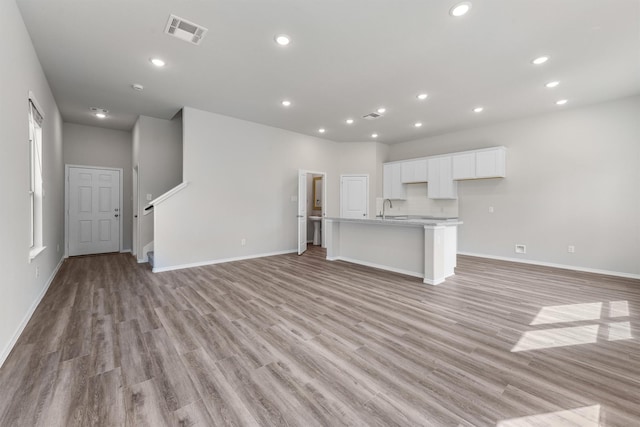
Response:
[340,174,369,218]
[64,164,124,258]
[298,169,327,249]
[132,164,139,258]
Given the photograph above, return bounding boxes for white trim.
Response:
[28,90,45,119]
[120,249,132,254]
[327,256,423,279]
[458,251,640,281]
[152,249,297,273]
[0,256,64,368]
[28,245,46,263]
[147,182,189,207]
[65,165,124,256]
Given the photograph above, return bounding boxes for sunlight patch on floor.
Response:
[512,325,599,352]
[497,404,600,427]
[514,300,633,352]
[608,300,629,318]
[606,321,633,341]
[530,302,602,325]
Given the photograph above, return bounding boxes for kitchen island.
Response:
[324,217,462,285]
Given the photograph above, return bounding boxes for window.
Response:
[28,94,45,260]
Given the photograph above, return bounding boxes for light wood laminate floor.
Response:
[1,246,639,426]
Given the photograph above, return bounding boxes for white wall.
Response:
[132,115,183,260]
[155,107,383,270]
[387,96,640,277]
[63,123,133,251]
[0,0,64,366]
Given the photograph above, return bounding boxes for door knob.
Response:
[115,214,119,218]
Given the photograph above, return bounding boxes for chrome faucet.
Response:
[382,198,393,219]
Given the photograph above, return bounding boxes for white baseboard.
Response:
[458,252,640,280]
[0,256,64,368]
[152,249,298,273]
[328,256,424,279]
[120,249,132,254]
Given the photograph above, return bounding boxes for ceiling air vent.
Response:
[164,14,208,45]
[363,112,382,120]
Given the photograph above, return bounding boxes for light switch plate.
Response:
[146,194,152,201]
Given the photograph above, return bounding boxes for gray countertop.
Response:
[324,216,462,227]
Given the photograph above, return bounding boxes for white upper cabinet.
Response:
[401,159,428,183]
[452,152,476,180]
[452,147,506,180]
[427,156,458,199]
[383,163,406,200]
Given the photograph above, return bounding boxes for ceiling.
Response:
[16,0,640,144]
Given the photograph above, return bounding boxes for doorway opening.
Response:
[297,169,327,255]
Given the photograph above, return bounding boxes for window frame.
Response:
[28,92,45,261]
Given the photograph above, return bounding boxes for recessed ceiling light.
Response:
[274,34,291,46]
[532,56,550,65]
[318,128,326,134]
[132,84,144,91]
[95,113,107,119]
[345,118,354,124]
[556,99,568,105]
[545,81,560,88]
[150,58,165,67]
[377,107,386,114]
[371,133,378,138]
[450,2,472,17]
[414,122,423,128]
[281,100,291,107]
[417,93,428,100]
[473,106,484,113]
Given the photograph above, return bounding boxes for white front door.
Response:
[68,167,120,256]
[340,175,368,219]
[297,170,307,255]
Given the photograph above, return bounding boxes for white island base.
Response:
[324,218,461,285]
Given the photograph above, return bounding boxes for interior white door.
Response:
[340,175,368,218]
[297,171,308,255]
[69,167,120,256]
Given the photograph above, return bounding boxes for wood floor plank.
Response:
[143,328,199,412]
[124,378,172,427]
[37,355,89,427]
[84,368,125,426]
[1,248,639,426]
[117,319,153,387]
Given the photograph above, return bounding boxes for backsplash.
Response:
[376,183,458,217]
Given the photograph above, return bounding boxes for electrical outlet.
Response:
[515,244,526,254]
[57,244,60,252]
[568,245,575,253]
[241,238,246,246]
[290,195,298,202]
[488,206,494,213]
[35,266,39,278]
[146,194,152,201]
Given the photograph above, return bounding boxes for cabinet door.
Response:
[383,164,393,198]
[476,148,506,178]
[452,153,476,180]
[383,163,406,199]
[428,157,457,199]
[401,159,428,183]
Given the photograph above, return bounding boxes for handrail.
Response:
[143,181,189,214]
